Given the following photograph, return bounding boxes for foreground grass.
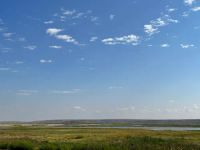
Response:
[1,126,200,149]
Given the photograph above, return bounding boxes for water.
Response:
[67,126,200,131]
[142,127,200,131]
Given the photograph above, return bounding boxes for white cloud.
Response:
[3,32,14,38]
[184,0,196,5]
[40,59,52,63]
[46,28,63,36]
[72,12,84,19]
[49,45,62,49]
[16,90,38,96]
[102,34,140,45]
[18,37,26,42]
[169,100,175,103]
[109,14,115,20]
[144,15,178,36]
[182,11,190,17]
[0,67,10,71]
[151,18,167,27]
[73,106,86,111]
[168,8,176,12]
[144,24,158,36]
[44,20,54,24]
[0,18,3,25]
[52,89,80,94]
[161,44,170,48]
[55,34,78,44]
[108,86,123,90]
[80,57,85,61]
[24,45,37,50]
[90,36,98,42]
[15,61,24,64]
[46,28,79,45]
[192,7,200,11]
[180,44,194,48]
[90,16,99,22]
[118,106,135,112]
[62,9,76,16]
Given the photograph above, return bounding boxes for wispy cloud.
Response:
[144,15,178,36]
[0,67,10,71]
[18,37,26,42]
[16,90,38,96]
[109,14,115,20]
[61,9,76,16]
[49,45,62,49]
[40,59,53,63]
[108,86,123,90]
[90,16,99,22]
[24,45,37,50]
[90,36,98,42]
[15,61,24,64]
[55,34,79,44]
[3,32,14,38]
[51,89,80,94]
[46,28,79,45]
[73,106,86,111]
[180,44,194,48]
[44,20,54,24]
[102,34,140,45]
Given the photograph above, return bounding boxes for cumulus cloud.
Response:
[161,44,170,48]
[46,28,79,45]
[184,0,196,5]
[102,34,140,45]
[55,34,78,44]
[192,7,200,11]
[46,28,63,36]
[144,24,158,36]
[180,44,194,48]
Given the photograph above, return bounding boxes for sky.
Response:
[1,0,200,121]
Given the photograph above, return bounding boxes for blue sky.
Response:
[1,0,200,121]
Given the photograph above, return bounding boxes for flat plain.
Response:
[1,124,200,150]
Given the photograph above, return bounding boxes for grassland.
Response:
[1,125,200,150]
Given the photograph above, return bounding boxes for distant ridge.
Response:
[2,119,200,127]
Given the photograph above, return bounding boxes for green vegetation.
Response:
[1,126,200,149]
